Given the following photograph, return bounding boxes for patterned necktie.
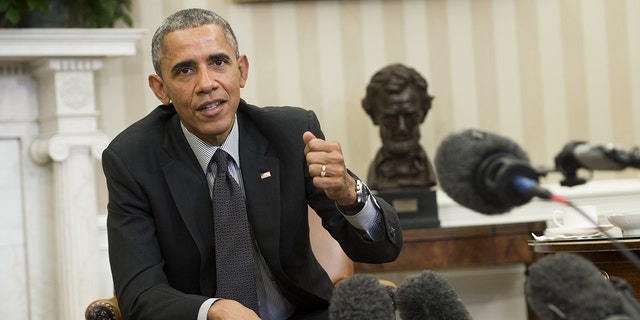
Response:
[209,149,259,312]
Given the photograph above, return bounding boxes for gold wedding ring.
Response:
[320,165,327,177]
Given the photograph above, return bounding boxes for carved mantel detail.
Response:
[30,133,110,164]
[0,63,27,75]
[28,57,109,164]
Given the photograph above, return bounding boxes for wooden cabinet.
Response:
[528,238,640,319]
[354,221,546,320]
[355,221,547,273]
[529,238,640,300]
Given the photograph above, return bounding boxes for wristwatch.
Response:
[336,178,370,216]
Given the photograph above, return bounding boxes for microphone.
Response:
[526,252,633,320]
[434,129,556,215]
[395,270,472,320]
[328,274,395,320]
[555,141,640,186]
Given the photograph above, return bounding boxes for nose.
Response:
[397,115,408,132]
[196,69,218,94]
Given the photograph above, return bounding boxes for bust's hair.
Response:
[362,64,434,124]
[151,8,239,76]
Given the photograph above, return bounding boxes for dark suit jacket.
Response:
[102,100,403,320]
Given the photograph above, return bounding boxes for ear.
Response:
[237,55,249,88]
[148,74,171,105]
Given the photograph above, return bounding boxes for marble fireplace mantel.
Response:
[0,28,144,59]
[0,28,144,320]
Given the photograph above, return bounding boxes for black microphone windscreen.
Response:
[396,270,472,320]
[526,252,626,320]
[434,129,531,214]
[329,274,395,320]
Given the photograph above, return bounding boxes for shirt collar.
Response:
[181,115,240,173]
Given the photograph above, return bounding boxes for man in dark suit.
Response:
[102,8,402,320]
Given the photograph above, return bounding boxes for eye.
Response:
[208,54,231,68]
[210,58,229,69]
[179,67,193,75]
[172,66,195,77]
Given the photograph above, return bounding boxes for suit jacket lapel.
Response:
[237,111,282,270]
[161,115,216,294]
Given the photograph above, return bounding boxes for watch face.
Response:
[355,179,363,203]
[356,179,371,204]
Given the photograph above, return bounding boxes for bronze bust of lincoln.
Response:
[362,64,437,192]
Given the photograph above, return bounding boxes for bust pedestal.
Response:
[375,188,440,229]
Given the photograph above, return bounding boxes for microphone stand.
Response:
[554,142,640,187]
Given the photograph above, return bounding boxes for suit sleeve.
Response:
[303,110,403,264]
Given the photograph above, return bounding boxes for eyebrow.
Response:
[208,53,232,64]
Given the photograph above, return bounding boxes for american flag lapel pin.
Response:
[260,171,271,179]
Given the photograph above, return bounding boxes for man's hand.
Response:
[207,299,260,320]
[303,131,357,206]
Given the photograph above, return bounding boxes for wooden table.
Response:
[355,221,547,273]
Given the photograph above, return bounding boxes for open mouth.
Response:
[197,100,224,111]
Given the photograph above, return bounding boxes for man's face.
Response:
[149,24,248,146]
[375,86,424,155]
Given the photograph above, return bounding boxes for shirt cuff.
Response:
[341,194,384,241]
[198,298,219,320]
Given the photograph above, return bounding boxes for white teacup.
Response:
[553,205,599,229]
[607,212,640,236]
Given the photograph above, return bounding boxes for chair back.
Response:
[308,206,354,285]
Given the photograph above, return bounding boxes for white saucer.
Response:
[545,225,615,237]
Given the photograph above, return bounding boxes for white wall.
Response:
[100,0,640,185]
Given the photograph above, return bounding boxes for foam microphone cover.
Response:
[526,252,626,320]
[434,128,532,214]
[396,270,472,320]
[328,274,395,320]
